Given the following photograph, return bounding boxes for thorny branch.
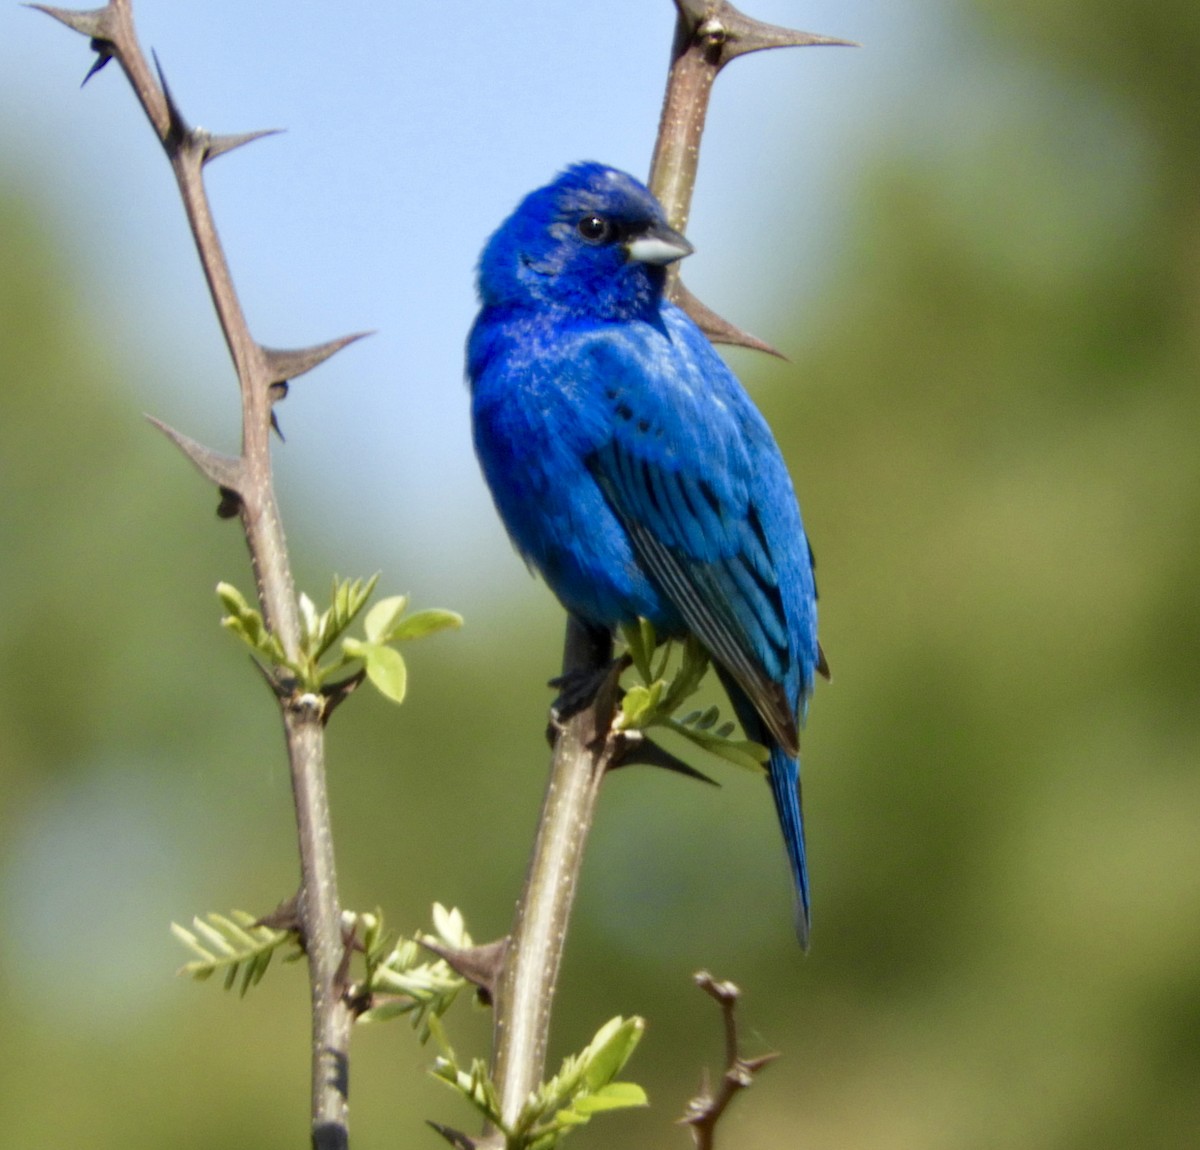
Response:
[34,3,362,1145]
[487,0,849,1140]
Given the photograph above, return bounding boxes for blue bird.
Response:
[468,163,828,947]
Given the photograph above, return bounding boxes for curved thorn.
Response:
[611,730,720,785]
[720,24,858,65]
[425,1124,484,1150]
[25,3,112,39]
[418,937,508,1005]
[674,280,786,359]
[674,0,856,67]
[145,415,244,491]
[202,127,284,165]
[151,49,189,149]
[319,668,366,725]
[261,331,372,386]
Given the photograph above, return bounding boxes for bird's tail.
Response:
[715,667,812,949]
[768,744,811,951]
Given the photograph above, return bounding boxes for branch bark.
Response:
[34,4,359,1144]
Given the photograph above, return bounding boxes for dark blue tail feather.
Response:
[767,745,811,951]
[715,667,811,949]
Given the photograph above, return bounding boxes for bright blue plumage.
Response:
[468,163,826,947]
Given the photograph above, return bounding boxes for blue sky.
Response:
[2,0,949,609]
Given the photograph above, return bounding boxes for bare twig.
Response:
[487,0,849,1137]
[681,972,780,1149]
[34,3,360,1143]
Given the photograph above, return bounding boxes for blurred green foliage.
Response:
[2,2,1198,1148]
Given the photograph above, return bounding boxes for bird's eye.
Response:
[577,215,614,244]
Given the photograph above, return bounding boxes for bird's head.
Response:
[477,162,693,320]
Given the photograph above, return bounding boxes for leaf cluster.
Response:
[356,904,472,1040]
[431,1014,647,1150]
[617,620,769,773]
[218,575,462,704]
[171,910,302,995]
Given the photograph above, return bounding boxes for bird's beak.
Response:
[625,221,694,266]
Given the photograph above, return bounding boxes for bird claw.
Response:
[548,659,625,725]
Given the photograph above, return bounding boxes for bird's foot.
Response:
[548,656,628,726]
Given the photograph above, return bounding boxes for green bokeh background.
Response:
[2,2,1198,1147]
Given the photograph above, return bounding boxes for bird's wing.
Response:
[578,324,811,755]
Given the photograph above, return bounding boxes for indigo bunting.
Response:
[468,163,827,947]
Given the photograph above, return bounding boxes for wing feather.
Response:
[592,436,800,756]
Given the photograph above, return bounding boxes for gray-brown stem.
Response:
[491,621,615,1126]
[35,2,354,1142]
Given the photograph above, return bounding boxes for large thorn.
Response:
[151,50,190,152]
[26,3,113,39]
[202,127,284,166]
[610,730,720,785]
[674,280,785,358]
[675,0,857,66]
[262,332,372,387]
[28,3,119,83]
[418,937,507,1006]
[146,415,244,492]
[427,1124,503,1150]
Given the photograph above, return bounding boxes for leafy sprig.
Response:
[171,910,301,995]
[356,904,471,1040]
[616,621,769,773]
[218,575,462,704]
[431,1014,647,1150]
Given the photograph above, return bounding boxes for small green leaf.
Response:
[618,683,661,728]
[582,1016,644,1090]
[572,1082,648,1114]
[298,592,320,647]
[216,581,287,663]
[364,594,409,643]
[693,705,720,730]
[620,685,649,724]
[216,581,251,616]
[171,910,294,995]
[651,637,674,682]
[620,618,657,682]
[674,724,770,773]
[362,643,408,703]
[388,608,464,642]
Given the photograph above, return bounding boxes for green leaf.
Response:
[298,592,321,647]
[692,704,720,731]
[581,1016,644,1091]
[216,582,286,663]
[357,904,472,1038]
[312,573,380,658]
[571,1082,648,1114]
[388,608,464,642]
[617,681,663,729]
[340,637,408,703]
[363,643,408,704]
[364,594,409,643]
[620,618,657,682]
[216,581,252,616]
[673,723,770,773]
[171,910,296,995]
